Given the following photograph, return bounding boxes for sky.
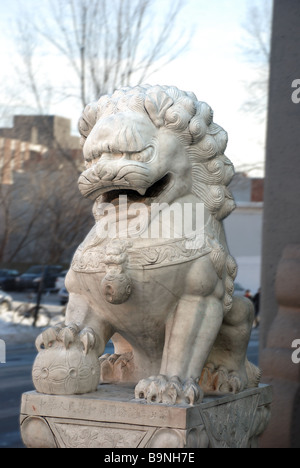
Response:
[0,0,272,176]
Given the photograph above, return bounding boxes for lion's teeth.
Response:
[137,188,146,196]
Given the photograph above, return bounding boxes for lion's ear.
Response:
[78,101,98,147]
[144,90,173,127]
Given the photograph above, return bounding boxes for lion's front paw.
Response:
[99,351,134,383]
[134,375,204,405]
[32,323,100,395]
[199,363,244,395]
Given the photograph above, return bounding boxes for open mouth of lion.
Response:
[100,173,172,205]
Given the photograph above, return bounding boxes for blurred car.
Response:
[55,270,68,292]
[58,287,69,305]
[16,265,63,291]
[0,289,13,314]
[234,282,246,296]
[0,269,19,291]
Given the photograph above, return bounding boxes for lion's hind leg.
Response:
[200,295,261,395]
[99,333,135,383]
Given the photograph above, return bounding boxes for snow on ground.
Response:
[0,308,64,345]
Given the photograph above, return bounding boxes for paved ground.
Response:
[0,291,260,448]
[0,290,67,447]
[0,344,36,448]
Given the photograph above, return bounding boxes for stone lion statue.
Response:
[32,85,260,404]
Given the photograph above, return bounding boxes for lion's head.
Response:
[78,85,235,221]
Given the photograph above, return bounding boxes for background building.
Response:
[0,115,81,185]
[224,172,264,296]
[0,115,92,267]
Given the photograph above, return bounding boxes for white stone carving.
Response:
[32,85,261,402]
[20,384,272,448]
[33,323,99,395]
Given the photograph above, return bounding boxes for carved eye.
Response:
[130,146,154,163]
[102,152,124,160]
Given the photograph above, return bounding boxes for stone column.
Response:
[260,245,300,448]
[259,0,300,448]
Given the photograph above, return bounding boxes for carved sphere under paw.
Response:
[33,345,99,395]
[32,325,100,395]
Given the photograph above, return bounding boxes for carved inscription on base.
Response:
[20,384,272,448]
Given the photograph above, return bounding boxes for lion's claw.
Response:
[99,351,134,382]
[199,363,243,394]
[79,327,97,355]
[135,375,203,405]
[58,323,80,348]
[183,378,204,405]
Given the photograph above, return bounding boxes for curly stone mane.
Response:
[79,85,237,312]
[78,84,235,222]
[78,85,238,314]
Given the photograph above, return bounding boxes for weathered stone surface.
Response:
[20,384,271,448]
[30,85,261,402]
[21,84,271,448]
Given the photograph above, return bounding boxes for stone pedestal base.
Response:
[20,384,271,449]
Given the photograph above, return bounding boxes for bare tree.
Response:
[13,0,190,112]
[0,173,48,264]
[240,0,273,118]
[33,157,93,264]
[14,17,53,115]
[1,0,190,265]
[0,153,93,265]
